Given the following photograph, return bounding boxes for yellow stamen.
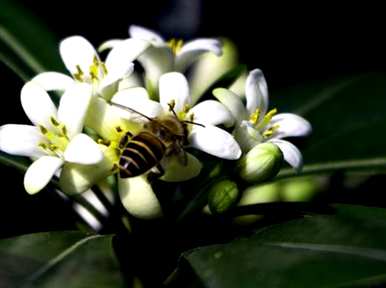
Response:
[38,143,48,150]
[167,38,184,55]
[101,62,108,75]
[50,116,60,127]
[249,109,260,125]
[39,125,48,135]
[263,124,280,138]
[74,65,84,82]
[257,108,278,130]
[49,144,58,151]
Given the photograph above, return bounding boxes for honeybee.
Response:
[110,101,203,178]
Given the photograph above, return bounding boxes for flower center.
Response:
[73,56,108,83]
[38,117,70,157]
[249,108,280,139]
[167,38,184,55]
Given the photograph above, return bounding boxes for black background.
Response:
[1,0,386,237]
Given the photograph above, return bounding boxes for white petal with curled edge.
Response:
[270,139,303,171]
[0,124,45,158]
[159,72,191,113]
[24,156,64,194]
[176,38,222,72]
[245,69,269,117]
[189,125,241,160]
[64,134,103,165]
[57,83,92,138]
[212,88,248,123]
[59,36,98,75]
[31,72,74,91]
[111,88,163,120]
[119,175,163,219]
[105,38,150,69]
[101,39,150,91]
[270,113,312,139]
[21,81,57,127]
[99,63,134,98]
[160,152,202,182]
[188,100,234,127]
[129,25,165,46]
[98,39,124,52]
[190,39,238,104]
[138,46,174,94]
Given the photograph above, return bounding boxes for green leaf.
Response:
[0,231,125,287]
[271,74,386,178]
[0,0,65,79]
[180,205,386,287]
[0,151,30,173]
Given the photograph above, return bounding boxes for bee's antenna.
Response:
[167,101,179,119]
[109,101,153,121]
[183,120,205,128]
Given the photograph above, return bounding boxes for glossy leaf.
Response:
[180,205,386,287]
[0,231,124,287]
[0,0,64,79]
[270,74,386,179]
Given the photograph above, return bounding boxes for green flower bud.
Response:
[208,180,239,214]
[237,143,283,183]
[281,177,321,202]
[234,183,281,225]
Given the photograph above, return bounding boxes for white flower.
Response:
[213,69,312,170]
[32,35,150,100]
[99,25,223,97]
[111,72,241,182]
[0,82,103,194]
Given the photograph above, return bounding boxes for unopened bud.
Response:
[237,143,283,183]
[281,177,321,202]
[208,179,239,214]
[234,183,280,225]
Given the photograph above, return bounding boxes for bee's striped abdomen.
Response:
[119,131,166,178]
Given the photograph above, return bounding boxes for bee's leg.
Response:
[119,131,133,149]
[147,164,165,182]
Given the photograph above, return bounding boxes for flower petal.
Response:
[159,72,190,113]
[188,100,234,127]
[64,133,103,165]
[24,156,63,194]
[98,39,124,53]
[270,113,312,139]
[21,81,57,127]
[245,69,269,117]
[111,88,163,120]
[233,120,264,153]
[0,124,45,158]
[160,152,202,182]
[101,38,150,91]
[59,147,114,195]
[119,175,163,219]
[212,88,248,123]
[270,139,303,171]
[57,83,92,138]
[229,70,247,98]
[190,39,238,104]
[85,97,141,141]
[118,72,143,90]
[59,36,97,75]
[189,125,241,160]
[175,38,222,72]
[31,72,75,91]
[129,25,165,46]
[138,46,174,97]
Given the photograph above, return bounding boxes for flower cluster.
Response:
[0,25,311,222]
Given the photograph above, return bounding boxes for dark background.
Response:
[1,0,385,237]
